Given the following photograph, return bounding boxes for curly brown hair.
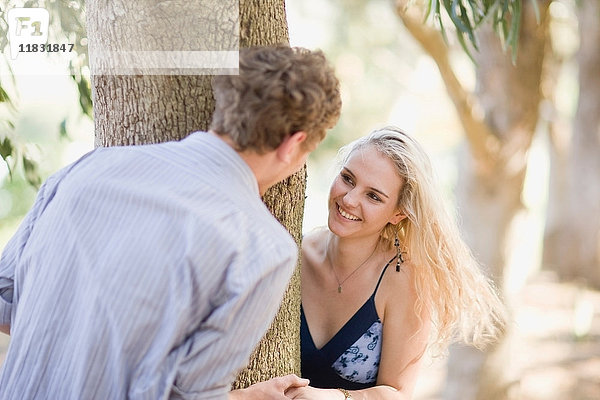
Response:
[210,46,341,153]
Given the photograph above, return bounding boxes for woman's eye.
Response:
[341,174,353,184]
[368,193,381,202]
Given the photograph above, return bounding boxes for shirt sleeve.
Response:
[0,169,67,325]
[169,237,297,400]
[0,150,92,327]
[0,150,98,327]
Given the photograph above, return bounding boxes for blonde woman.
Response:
[288,126,506,400]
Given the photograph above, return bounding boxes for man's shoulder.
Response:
[216,199,296,252]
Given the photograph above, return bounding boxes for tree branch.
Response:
[395,0,500,164]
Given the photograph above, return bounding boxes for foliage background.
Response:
[1,0,599,399]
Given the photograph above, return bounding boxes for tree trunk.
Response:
[86,0,229,145]
[543,0,600,288]
[446,3,551,400]
[542,61,571,281]
[395,1,550,399]
[86,0,303,390]
[233,2,305,387]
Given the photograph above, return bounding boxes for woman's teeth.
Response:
[338,205,359,221]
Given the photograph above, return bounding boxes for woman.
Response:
[289,126,505,400]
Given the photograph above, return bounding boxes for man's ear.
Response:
[276,131,308,163]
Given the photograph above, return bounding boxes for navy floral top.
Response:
[300,256,396,390]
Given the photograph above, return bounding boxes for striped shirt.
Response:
[0,132,298,399]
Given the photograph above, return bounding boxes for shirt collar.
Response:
[185,131,260,197]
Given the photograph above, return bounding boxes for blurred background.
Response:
[1,0,599,399]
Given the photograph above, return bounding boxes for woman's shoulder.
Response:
[302,227,328,253]
[301,227,329,272]
[379,258,419,309]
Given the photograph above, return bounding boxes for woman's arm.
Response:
[363,262,431,400]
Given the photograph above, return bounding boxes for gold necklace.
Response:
[326,239,378,293]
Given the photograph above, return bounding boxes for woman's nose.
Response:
[342,189,359,208]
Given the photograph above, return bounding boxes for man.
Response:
[0,46,341,399]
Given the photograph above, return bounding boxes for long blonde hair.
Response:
[339,126,506,354]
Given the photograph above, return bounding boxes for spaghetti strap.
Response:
[373,255,397,295]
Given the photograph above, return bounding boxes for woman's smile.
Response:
[336,203,361,221]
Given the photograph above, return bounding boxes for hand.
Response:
[285,386,346,400]
[230,374,310,400]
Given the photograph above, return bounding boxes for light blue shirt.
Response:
[0,132,298,399]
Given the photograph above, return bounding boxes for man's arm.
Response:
[0,163,77,332]
[169,238,298,400]
[0,176,60,332]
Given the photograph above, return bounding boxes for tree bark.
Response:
[87,0,303,390]
[233,2,305,387]
[541,40,571,282]
[396,1,550,399]
[86,0,229,144]
[450,4,551,400]
[543,0,600,288]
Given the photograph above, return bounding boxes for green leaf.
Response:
[502,0,511,17]
[507,0,522,63]
[0,136,13,160]
[77,75,93,118]
[425,0,439,22]
[459,2,478,50]
[22,155,41,189]
[446,0,470,33]
[429,0,528,61]
[501,17,509,48]
[436,13,450,46]
[425,0,435,21]
[59,118,68,139]
[456,29,477,64]
[0,85,10,103]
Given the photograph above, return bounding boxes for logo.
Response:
[6,7,49,60]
